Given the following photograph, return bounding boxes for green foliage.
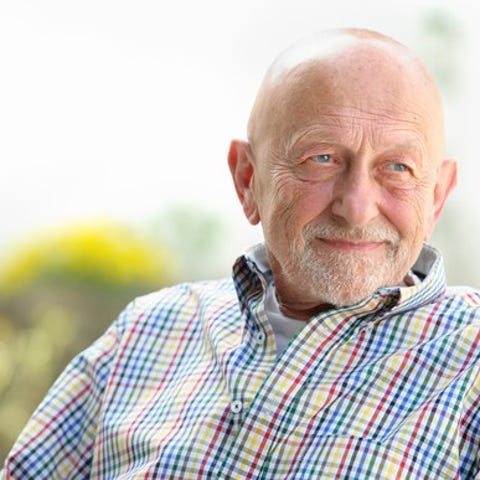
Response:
[0,218,179,461]
[416,7,463,95]
[150,204,231,280]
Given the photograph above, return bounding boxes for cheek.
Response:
[383,189,432,242]
[266,183,333,238]
[269,187,334,250]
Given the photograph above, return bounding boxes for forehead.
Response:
[265,57,440,153]
[282,108,429,157]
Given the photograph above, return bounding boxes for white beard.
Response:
[286,220,408,307]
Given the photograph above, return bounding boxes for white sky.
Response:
[0,0,479,282]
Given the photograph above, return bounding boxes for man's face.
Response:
[235,55,456,311]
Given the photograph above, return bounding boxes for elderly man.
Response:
[2,28,478,479]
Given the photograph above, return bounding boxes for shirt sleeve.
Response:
[460,366,480,479]
[0,302,133,480]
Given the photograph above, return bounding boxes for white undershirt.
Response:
[247,245,307,356]
[263,281,307,357]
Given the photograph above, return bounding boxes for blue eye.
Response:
[311,154,332,163]
[387,163,409,172]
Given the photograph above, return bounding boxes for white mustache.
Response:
[304,222,400,244]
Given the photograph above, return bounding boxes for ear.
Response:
[228,140,260,225]
[427,158,457,237]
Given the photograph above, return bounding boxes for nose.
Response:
[330,169,380,227]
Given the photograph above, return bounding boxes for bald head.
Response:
[247,28,445,163]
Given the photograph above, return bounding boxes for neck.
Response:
[276,297,335,321]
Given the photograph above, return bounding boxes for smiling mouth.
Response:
[317,238,386,252]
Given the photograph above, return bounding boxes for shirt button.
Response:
[255,331,265,344]
[231,400,243,414]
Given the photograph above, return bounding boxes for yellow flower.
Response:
[0,220,175,292]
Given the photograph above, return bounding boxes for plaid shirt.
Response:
[3,244,480,479]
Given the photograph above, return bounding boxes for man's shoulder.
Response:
[439,285,480,323]
[123,277,238,323]
[445,285,480,309]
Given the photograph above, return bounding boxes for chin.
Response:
[327,287,380,308]
[293,255,404,308]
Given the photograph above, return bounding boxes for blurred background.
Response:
[0,0,478,461]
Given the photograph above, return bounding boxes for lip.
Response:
[318,238,385,252]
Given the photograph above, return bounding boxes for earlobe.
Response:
[228,140,260,225]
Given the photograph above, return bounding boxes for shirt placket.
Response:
[216,293,397,479]
[221,264,277,432]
